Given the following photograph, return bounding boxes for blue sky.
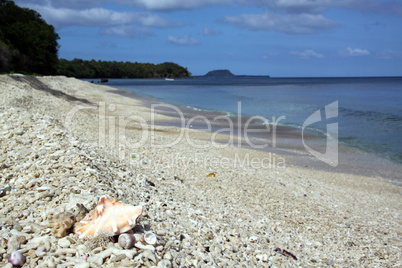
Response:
[15,0,402,77]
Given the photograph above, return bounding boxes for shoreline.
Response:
[109,86,402,184]
[1,75,401,267]
[104,76,402,169]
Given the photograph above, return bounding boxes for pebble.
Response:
[0,184,11,197]
[227,236,239,244]
[143,250,157,263]
[41,256,56,268]
[249,236,259,243]
[18,236,27,245]
[0,76,400,268]
[13,224,23,232]
[163,252,173,261]
[113,253,127,262]
[74,263,90,268]
[44,240,51,252]
[55,248,76,256]
[30,223,45,233]
[7,236,20,254]
[27,249,36,258]
[156,230,167,236]
[157,259,172,267]
[135,241,155,252]
[87,255,103,266]
[58,237,71,248]
[35,246,47,258]
[27,236,51,249]
[88,247,137,264]
[256,254,268,262]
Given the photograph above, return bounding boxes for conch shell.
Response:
[74,196,142,239]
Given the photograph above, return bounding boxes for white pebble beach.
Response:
[0,75,401,267]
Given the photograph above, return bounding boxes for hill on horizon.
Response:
[204,69,235,77]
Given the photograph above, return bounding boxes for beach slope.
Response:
[0,75,401,267]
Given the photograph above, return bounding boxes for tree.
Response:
[0,0,60,74]
[56,58,191,79]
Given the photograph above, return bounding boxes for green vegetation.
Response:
[57,59,191,79]
[0,1,190,78]
[0,0,60,75]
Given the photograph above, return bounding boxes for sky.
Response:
[14,0,402,77]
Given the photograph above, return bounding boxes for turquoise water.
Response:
[103,77,402,164]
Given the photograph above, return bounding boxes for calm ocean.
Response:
[103,77,402,166]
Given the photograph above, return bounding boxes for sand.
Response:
[0,75,401,267]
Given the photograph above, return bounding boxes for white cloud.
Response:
[242,0,402,16]
[16,0,231,10]
[203,27,218,36]
[340,47,371,57]
[339,0,402,16]
[262,52,279,59]
[167,35,200,46]
[243,0,331,14]
[117,0,232,11]
[100,26,155,38]
[223,12,337,34]
[15,4,182,29]
[15,0,100,9]
[290,49,324,59]
[16,0,402,16]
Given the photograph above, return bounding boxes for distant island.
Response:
[200,69,270,78]
[204,69,235,77]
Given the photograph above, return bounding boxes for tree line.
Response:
[0,0,190,78]
[57,59,190,79]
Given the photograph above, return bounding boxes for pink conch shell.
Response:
[75,196,142,238]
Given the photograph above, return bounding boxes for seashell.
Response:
[118,233,136,249]
[8,251,26,267]
[75,196,142,238]
[141,232,157,245]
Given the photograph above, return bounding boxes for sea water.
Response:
[104,77,402,165]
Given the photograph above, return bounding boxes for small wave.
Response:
[185,105,232,117]
[186,105,204,112]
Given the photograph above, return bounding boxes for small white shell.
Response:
[118,233,136,249]
[143,232,157,245]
